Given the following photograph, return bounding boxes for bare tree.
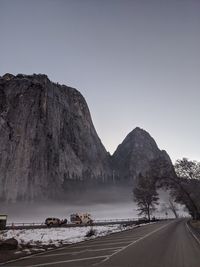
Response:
[160,197,179,218]
[133,174,159,221]
[168,198,179,218]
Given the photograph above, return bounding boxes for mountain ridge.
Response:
[0,73,175,202]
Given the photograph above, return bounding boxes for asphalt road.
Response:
[2,219,200,267]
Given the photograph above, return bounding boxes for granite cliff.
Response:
[0,73,111,201]
[0,73,174,201]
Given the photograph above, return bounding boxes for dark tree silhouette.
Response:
[148,156,200,220]
[133,174,159,221]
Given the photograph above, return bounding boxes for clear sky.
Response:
[0,0,199,162]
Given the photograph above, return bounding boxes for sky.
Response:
[0,0,199,162]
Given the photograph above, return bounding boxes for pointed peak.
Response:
[134,127,143,131]
[131,127,146,133]
[2,73,15,81]
[113,126,159,156]
[127,127,150,139]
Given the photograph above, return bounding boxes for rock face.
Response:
[112,127,175,183]
[0,73,175,202]
[0,74,111,201]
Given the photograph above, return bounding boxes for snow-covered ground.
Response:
[1,224,131,247]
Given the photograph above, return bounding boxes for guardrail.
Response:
[5,217,169,230]
[6,222,45,227]
[95,218,137,222]
[6,218,137,227]
[6,219,136,229]
[6,216,168,226]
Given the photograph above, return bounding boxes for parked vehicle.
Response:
[0,215,7,230]
[45,217,67,227]
[70,213,93,225]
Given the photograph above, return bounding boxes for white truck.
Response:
[70,213,93,225]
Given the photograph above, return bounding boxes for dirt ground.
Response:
[189,220,200,240]
[190,220,200,229]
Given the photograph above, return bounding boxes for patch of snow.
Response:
[31,248,46,252]
[22,249,31,254]
[1,224,134,247]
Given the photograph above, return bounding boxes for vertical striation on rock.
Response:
[0,74,111,201]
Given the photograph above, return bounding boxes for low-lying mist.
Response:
[0,187,187,223]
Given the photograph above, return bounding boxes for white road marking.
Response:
[98,220,174,264]
[34,247,122,258]
[90,239,138,244]
[186,222,200,245]
[87,239,133,245]
[26,255,111,267]
[71,241,132,249]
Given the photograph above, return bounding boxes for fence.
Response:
[5,216,169,230]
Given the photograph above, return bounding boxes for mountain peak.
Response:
[118,127,158,152]
[127,127,151,138]
[112,127,173,182]
[0,74,175,201]
[132,126,144,132]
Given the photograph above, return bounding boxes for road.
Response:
[2,219,200,267]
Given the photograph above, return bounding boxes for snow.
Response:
[1,224,128,247]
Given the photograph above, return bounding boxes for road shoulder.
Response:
[187,220,200,245]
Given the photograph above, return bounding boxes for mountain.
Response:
[0,73,175,202]
[0,73,111,201]
[112,127,175,183]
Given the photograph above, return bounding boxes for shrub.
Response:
[85,228,96,237]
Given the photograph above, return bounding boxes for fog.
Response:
[1,202,137,223]
[0,188,187,223]
[1,186,135,223]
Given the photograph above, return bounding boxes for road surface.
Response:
[2,219,200,267]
